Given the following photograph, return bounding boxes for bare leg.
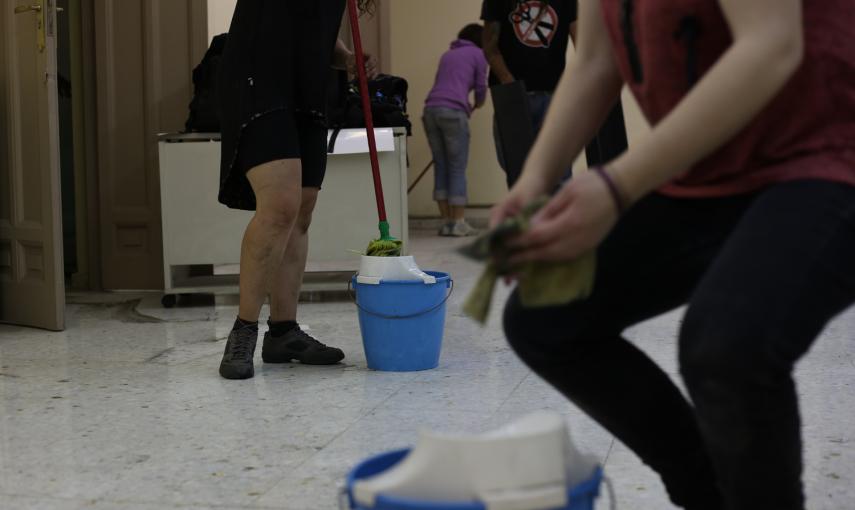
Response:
[262,187,344,365]
[437,200,451,221]
[451,205,466,222]
[238,159,302,322]
[269,188,319,322]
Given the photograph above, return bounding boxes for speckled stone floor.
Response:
[1,229,853,509]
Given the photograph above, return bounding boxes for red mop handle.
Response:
[346,0,388,223]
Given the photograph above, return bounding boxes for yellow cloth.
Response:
[459,199,597,324]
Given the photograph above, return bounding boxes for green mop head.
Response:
[365,221,403,257]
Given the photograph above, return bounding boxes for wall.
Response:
[204,1,491,216]
[384,1,505,215]
[386,1,651,216]
[205,0,652,217]
[207,0,235,42]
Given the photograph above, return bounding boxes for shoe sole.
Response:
[262,352,345,365]
[219,366,255,380]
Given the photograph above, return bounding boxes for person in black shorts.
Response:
[217,0,378,380]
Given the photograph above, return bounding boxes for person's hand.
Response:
[507,170,620,264]
[348,53,379,79]
[489,175,549,284]
[499,72,515,85]
[489,175,549,230]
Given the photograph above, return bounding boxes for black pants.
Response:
[503,180,855,510]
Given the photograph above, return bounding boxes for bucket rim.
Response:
[352,271,451,286]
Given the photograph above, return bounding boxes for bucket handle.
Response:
[348,276,454,320]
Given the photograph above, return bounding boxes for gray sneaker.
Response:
[438,222,454,237]
[219,325,258,380]
[262,327,345,365]
[450,220,478,237]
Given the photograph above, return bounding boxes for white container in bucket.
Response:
[357,255,436,285]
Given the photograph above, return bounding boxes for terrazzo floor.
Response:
[1,229,853,509]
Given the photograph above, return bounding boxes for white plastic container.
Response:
[351,411,599,510]
[356,255,436,285]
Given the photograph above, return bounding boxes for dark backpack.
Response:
[328,73,412,138]
[185,34,227,133]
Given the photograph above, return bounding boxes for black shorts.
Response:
[216,0,345,210]
[234,110,328,189]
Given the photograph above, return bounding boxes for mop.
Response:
[346,0,403,257]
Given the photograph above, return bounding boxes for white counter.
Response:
[157,129,408,305]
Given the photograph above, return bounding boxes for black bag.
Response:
[327,73,412,143]
[185,34,227,133]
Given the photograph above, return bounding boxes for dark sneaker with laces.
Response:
[262,327,345,365]
[219,326,258,379]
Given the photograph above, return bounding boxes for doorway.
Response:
[57,0,77,281]
[56,0,94,292]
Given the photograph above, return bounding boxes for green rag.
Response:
[459,198,597,324]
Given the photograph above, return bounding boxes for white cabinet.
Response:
[157,129,408,306]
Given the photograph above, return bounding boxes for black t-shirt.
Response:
[481,0,577,92]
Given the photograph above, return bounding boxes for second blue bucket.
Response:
[351,271,452,372]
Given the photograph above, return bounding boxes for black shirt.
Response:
[481,0,577,92]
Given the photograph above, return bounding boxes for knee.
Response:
[502,291,592,369]
[294,192,318,234]
[678,301,775,391]
[255,198,299,231]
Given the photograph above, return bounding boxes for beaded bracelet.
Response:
[592,166,627,215]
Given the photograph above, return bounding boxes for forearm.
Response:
[610,35,803,202]
[483,21,514,83]
[521,56,624,187]
[331,38,352,70]
[485,51,514,83]
[474,80,488,106]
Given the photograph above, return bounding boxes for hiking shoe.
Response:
[438,222,453,237]
[219,325,258,380]
[262,327,345,365]
[450,220,478,237]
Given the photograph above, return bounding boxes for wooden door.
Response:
[93,0,207,290]
[0,0,65,330]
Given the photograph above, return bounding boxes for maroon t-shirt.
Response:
[600,0,855,197]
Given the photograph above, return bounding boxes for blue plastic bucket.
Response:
[351,271,452,372]
[344,449,603,510]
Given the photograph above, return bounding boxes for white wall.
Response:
[207,0,236,42]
